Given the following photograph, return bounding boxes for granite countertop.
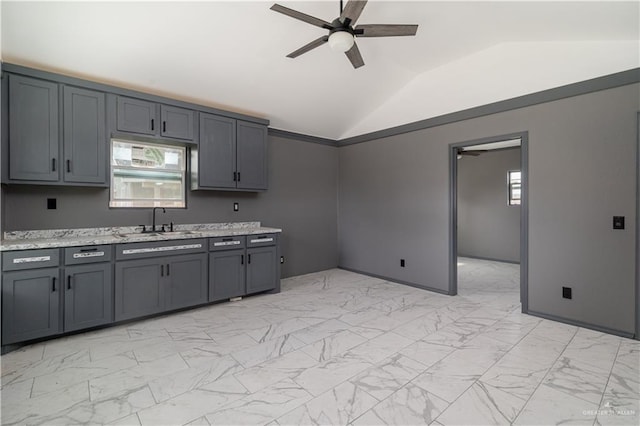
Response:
[1,222,282,251]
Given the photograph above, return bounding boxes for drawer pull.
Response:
[122,243,202,255]
[13,256,51,264]
[73,251,105,259]
[213,241,241,247]
[250,238,273,244]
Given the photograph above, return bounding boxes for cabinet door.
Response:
[166,253,208,310]
[246,246,277,294]
[161,105,194,140]
[63,86,106,184]
[114,258,164,321]
[198,113,236,188]
[116,96,157,135]
[2,268,61,345]
[64,263,113,332]
[236,121,268,190]
[209,249,245,302]
[8,75,59,181]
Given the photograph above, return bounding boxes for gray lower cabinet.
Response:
[246,246,278,294]
[114,240,208,321]
[8,74,59,182]
[64,263,113,332]
[209,249,245,301]
[115,258,165,321]
[166,253,208,310]
[2,268,61,345]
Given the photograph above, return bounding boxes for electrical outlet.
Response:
[280,256,285,264]
[233,202,239,212]
[400,259,405,267]
[47,198,57,209]
[613,216,625,230]
[562,286,572,299]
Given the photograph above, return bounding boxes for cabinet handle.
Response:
[237,172,241,182]
[163,121,166,132]
[248,254,251,264]
[52,277,57,292]
[67,275,72,290]
[166,264,170,276]
[151,119,155,131]
[66,159,71,173]
[160,264,164,277]
[241,254,244,265]
[51,158,56,172]
[233,172,237,182]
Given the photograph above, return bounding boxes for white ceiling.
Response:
[2,1,638,140]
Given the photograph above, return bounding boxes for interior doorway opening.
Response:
[449,132,529,312]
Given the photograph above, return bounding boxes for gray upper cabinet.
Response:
[116,96,157,135]
[237,120,268,190]
[116,96,195,141]
[8,75,59,182]
[63,86,107,184]
[161,105,194,140]
[193,115,268,191]
[195,113,236,189]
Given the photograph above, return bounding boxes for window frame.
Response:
[109,139,187,209]
[507,169,521,206]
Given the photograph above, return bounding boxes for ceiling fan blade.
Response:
[355,24,419,37]
[345,42,365,69]
[459,149,487,156]
[340,0,368,26]
[270,4,332,29]
[286,36,329,58]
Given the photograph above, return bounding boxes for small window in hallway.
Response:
[508,170,521,205]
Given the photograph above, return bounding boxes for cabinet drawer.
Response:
[64,245,112,265]
[209,236,246,252]
[247,234,277,247]
[116,239,206,260]
[2,249,60,271]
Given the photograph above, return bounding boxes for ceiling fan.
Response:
[457,148,488,159]
[270,0,418,69]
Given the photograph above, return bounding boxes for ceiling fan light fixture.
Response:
[328,30,354,52]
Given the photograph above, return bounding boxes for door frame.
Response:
[449,131,529,313]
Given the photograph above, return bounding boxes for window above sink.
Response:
[110,139,186,208]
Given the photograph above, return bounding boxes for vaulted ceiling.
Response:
[2,1,638,140]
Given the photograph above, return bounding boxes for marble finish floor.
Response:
[1,258,638,425]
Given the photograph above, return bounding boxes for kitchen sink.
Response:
[115,230,195,238]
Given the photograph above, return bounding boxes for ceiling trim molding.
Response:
[337,67,640,147]
[268,128,338,147]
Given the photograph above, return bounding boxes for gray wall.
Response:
[338,83,639,335]
[2,135,339,278]
[457,148,521,263]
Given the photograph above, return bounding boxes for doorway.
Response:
[449,132,529,313]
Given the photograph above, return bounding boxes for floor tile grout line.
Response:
[510,325,580,425]
[591,338,623,426]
